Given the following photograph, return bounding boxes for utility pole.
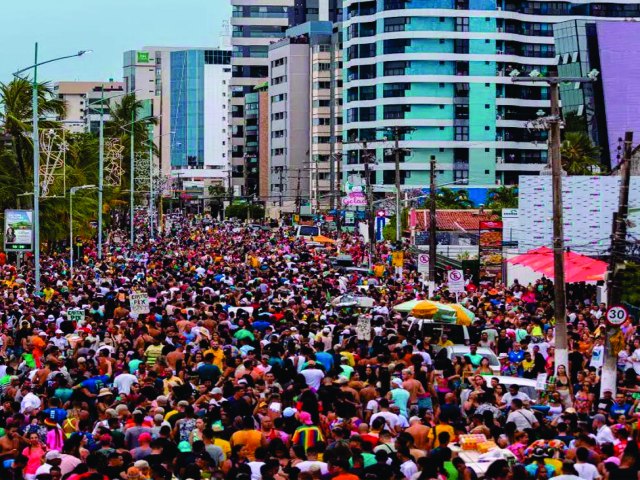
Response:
[429,157,437,283]
[385,127,414,244]
[601,132,634,396]
[334,152,343,232]
[549,81,568,373]
[512,72,596,375]
[362,141,375,264]
[295,167,302,218]
[129,102,135,246]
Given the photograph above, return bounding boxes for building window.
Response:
[455,126,469,140]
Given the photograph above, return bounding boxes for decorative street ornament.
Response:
[134,151,150,193]
[39,129,67,198]
[104,139,125,187]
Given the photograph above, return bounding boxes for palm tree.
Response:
[436,189,473,209]
[561,132,602,175]
[486,186,518,212]
[0,77,65,181]
[105,93,157,155]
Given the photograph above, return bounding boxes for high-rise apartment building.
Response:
[230,0,342,194]
[169,49,232,197]
[123,47,187,178]
[53,81,124,134]
[342,1,640,192]
[555,20,640,169]
[267,21,342,213]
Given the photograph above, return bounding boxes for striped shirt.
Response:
[291,425,324,451]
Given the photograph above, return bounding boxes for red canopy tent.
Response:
[508,246,607,283]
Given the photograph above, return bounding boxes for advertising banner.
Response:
[4,210,33,251]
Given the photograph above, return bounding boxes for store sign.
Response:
[4,209,33,251]
[137,51,150,63]
[342,192,367,207]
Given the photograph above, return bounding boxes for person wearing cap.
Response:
[34,449,62,477]
[50,330,69,350]
[291,411,324,453]
[387,377,410,419]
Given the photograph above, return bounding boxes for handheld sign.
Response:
[130,293,150,316]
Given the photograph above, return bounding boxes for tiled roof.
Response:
[414,210,499,231]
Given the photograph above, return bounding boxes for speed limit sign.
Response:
[606,305,629,327]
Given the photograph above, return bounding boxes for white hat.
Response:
[55,329,63,334]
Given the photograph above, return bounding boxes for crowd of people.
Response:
[0,215,636,480]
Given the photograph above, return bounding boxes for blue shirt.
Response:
[81,375,110,394]
[43,407,67,424]
[316,352,334,372]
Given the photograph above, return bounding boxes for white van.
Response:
[295,225,320,239]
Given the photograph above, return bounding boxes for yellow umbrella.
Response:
[449,304,475,326]
[410,300,441,318]
[311,235,335,244]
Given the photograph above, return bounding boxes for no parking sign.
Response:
[447,269,465,293]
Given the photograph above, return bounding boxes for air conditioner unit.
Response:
[496,156,504,163]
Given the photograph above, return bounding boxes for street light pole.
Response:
[98,87,104,260]
[32,43,40,292]
[12,44,90,292]
[69,185,96,275]
[130,101,135,245]
[148,125,154,238]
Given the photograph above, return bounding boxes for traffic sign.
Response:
[606,305,629,327]
[376,210,386,217]
[418,254,429,274]
[447,269,465,293]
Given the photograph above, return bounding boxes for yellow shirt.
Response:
[203,348,225,370]
[427,424,455,447]
[214,438,231,459]
[340,351,355,367]
[437,340,454,348]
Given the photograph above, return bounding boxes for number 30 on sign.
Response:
[606,305,628,327]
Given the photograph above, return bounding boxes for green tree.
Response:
[561,132,602,175]
[563,111,588,134]
[436,189,473,209]
[486,186,518,212]
[105,94,158,169]
[0,77,65,181]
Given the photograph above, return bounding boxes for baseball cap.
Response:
[299,411,313,425]
[45,450,61,461]
[211,387,223,395]
[283,407,297,418]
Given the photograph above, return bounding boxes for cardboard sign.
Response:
[67,309,85,324]
[130,293,150,315]
[356,315,372,341]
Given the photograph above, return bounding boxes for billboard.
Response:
[479,220,503,280]
[4,210,33,251]
[517,176,640,254]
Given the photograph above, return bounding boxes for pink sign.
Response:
[341,193,367,207]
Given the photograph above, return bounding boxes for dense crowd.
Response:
[0,215,636,480]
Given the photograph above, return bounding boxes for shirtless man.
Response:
[0,423,27,462]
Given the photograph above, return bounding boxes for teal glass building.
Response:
[342,0,640,192]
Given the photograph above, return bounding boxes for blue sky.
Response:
[2,0,231,84]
